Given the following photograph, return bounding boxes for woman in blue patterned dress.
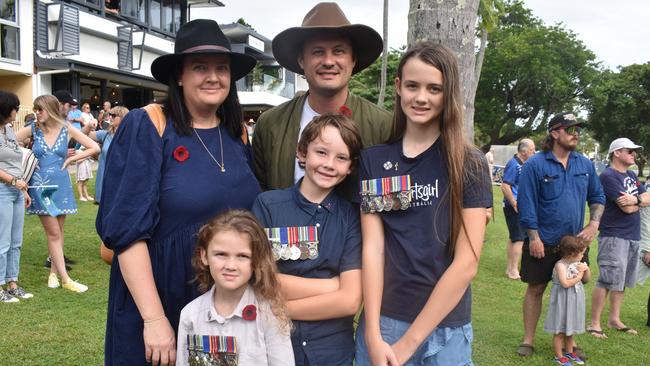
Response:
[15,94,99,293]
[97,19,260,366]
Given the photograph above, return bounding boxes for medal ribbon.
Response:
[265,226,318,244]
[187,335,237,354]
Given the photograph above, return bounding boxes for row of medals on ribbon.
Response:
[271,241,318,261]
[361,190,412,213]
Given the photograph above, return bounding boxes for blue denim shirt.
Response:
[518,150,605,245]
[251,182,361,365]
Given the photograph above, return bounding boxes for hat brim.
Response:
[272,24,383,75]
[151,50,257,85]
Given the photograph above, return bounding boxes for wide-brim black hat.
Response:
[272,2,383,75]
[151,19,257,84]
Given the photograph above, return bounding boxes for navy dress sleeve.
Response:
[96,109,163,253]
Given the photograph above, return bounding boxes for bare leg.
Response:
[553,333,564,358]
[82,181,93,200]
[507,240,523,278]
[590,286,609,332]
[607,290,627,328]
[565,335,575,354]
[38,215,71,283]
[77,181,85,200]
[522,282,547,345]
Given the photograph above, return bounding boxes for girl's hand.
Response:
[576,262,588,272]
[391,337,417,365]
[367,335,398,366]
[143,316,176,366]
[24,194,31,208]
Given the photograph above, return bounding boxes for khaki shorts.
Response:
[596,236,639,291]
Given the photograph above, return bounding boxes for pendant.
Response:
[221,166,225,173]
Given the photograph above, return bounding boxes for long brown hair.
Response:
[389,42,485,256]
[192,210,291,332]
[33,94,65,133]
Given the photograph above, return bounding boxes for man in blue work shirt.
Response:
[515,112,605,358]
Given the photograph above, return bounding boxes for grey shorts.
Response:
[596,236,639,291]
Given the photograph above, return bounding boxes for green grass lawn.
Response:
[2,183,649,365]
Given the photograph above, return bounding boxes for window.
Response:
[0,0,19,61]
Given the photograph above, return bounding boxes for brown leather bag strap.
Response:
[143,103,166,137]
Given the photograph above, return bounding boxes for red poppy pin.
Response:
[339,105,352,118]
[173,146,189,162]
[242,304,257,321]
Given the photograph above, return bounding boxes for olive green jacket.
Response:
[253,92,392,193]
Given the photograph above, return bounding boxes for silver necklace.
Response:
[193,125,225,173]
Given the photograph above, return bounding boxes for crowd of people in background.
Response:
[2,2,650,366]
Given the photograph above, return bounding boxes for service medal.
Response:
[290,244,301,260]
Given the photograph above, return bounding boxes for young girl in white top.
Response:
[544,235,591,366]
[176,210,294,366]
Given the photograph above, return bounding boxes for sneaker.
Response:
[565,352,585,365]
[44,257,73,270]
[0,289,19,303]
[62,279,88,293]
[7,287,34,299]
[48,273,60,288]
[554,356,573,366]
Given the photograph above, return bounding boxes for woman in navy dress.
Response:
[96,19,259,366]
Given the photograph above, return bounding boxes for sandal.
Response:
[516,343,534,357]
[587,328,607,339]
[611,326,637,335]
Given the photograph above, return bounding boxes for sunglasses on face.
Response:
[109,113,117,118]
[621,149,637,155]
[14,106,19,112]
[554,125,582,135]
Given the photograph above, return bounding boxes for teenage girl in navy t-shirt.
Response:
[355,42,493,366]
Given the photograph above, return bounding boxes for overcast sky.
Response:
[196,1,649,71]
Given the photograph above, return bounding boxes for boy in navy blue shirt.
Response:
[252,114,362,365]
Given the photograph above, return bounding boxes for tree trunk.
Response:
[408,0,480,141]
[378,0,389,107]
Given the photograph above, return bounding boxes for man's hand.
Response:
[529,237,545,258]
[616,192,637,206]
[577,221,599,242]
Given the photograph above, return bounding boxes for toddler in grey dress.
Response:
[544,235,591,366]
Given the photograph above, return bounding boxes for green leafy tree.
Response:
[587,63,650,175]
[474,1,599,151]
[350,47,404,111]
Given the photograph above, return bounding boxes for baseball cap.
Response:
[548,112,582,131]
[608,137,643,154]
[53,90,74,105]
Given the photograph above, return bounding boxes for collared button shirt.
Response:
[176,285,294,366]
[251,182,362,365]
[518,150,605,245]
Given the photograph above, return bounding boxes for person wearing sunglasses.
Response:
[515,112,605,359]
[88,106,128,204]
[588,137,649,339]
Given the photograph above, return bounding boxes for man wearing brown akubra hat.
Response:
[253,2,392,200]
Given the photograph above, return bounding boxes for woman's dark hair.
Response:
[0,90,20,122]
[163,61,244,139]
